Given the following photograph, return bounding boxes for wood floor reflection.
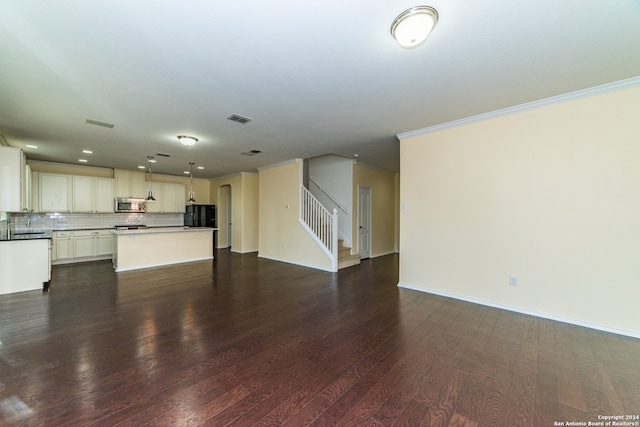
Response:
[0,251,638,426]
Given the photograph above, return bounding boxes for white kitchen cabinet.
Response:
[30,170,40,212]
[0,146,27,212]
[146,182,186,213]
[53,231,73,261]
[53,230,113,264]
[0,239,50,295]
[72,176,93,212]
[73,230,114,259]
[73,232,95,258]
[40,173,72,212]
[114,168,147,198]
[95,231,114,256]
[72,176,114,213]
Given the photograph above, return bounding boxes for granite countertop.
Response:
[2,225,199,241]
[1,232,52,242]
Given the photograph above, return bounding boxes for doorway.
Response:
[226,191,232,249]
[218,185,231,249]
[358,186,371,259]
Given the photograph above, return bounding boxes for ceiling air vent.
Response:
[241,149,262,156]
[227,113,252,124]
[85,118,114,128]
[156,153,171,157]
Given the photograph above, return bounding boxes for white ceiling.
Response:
[1,1,639,179]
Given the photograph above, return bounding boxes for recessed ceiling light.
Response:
[197,166,204,170]
[183,171,189,174]
[79,159,88,163]
[26,145,38,149]
[138,166,146,169]
[148,159,157,163]
[82,150,93,154]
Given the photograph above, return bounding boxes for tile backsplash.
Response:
[10,212,183,234]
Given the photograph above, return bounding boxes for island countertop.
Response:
[113,227,216,272]
[113,226,217,235]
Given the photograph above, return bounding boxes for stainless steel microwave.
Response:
[114,197,146,213]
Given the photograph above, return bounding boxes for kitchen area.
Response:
[1,146,217,296]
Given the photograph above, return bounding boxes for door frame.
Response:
[357,185,372,259]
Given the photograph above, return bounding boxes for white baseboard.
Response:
[370,250,397,258]
[257,254,335,273]
[397,282,640,340]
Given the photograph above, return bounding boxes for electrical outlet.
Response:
[509,275,518,286]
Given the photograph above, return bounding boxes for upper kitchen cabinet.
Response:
[145,182,186,213]
[72,176,114,213]
[39,173,72,212]
[0,146,28,212]
[31,170,40,212]
[114,169,146,198]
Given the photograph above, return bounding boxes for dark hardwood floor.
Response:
[1,251,639,426]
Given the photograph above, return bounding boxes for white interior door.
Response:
[358,186,371,259]
[226,191,232,249]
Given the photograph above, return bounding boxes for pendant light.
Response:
[187,162,196,204]
[145,156,156,201]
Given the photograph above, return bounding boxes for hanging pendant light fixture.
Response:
[145,156,156,201]
[187,162,196,204]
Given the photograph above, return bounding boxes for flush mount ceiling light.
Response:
[391,6,438,49]
[177,135,198,146]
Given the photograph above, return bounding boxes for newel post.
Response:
[331,208,338,272]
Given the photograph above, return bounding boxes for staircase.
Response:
[338,239,360,269]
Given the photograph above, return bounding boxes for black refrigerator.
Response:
[184,204,217,254]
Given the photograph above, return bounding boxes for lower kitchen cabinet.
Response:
[53,231,72,261]
[53,230,114,264]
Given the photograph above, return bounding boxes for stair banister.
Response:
[299,185,338,271]
[309,176,350,214]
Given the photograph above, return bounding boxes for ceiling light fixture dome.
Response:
[178,135,198,146]
[391,6,438,49]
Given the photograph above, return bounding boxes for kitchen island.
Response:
[113,227,215,272]
[0,237,51,295]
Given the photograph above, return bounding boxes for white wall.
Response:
[399,82,640,338]
[308,155,353,246]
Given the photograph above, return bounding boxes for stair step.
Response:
[338,256,361,269]
[336,239,360,269]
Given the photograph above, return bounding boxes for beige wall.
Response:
[241,173,259,252]
[399,84,640,338]
[210,172,258,253]
[352,164,397,257]
[394,173,400,252]
[258,159,332,270]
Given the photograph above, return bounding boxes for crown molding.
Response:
[398,76,640,141]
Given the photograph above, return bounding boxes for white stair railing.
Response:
[300,185,338,271]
